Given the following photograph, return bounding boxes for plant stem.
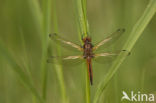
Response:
[76,0,88,37]
[75,0,91,103]
[93,0,156,103]
[51,0,68,103]
[41,0,51,100]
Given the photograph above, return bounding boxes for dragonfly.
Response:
[48,29,125,85]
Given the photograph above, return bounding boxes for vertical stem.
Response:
[52,0,68,103]
[75,0,90,103]
[76,0,88,37]
[41,0,51,100]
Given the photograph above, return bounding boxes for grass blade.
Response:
[40,0,51,100]
[0,42,44,103]
[0,0,44,102]
[93,0,156,103]
[75,0,91,103]
[76,0,88,37]
[51,0,68,103]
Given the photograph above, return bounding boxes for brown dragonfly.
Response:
[48,29,125,85]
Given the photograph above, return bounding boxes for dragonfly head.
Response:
[82,37,91,43]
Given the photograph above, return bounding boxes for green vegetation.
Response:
[0,0,156,103]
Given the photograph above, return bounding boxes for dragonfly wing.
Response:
[47,55,84,66]
[93,52,119,64]
[63,55,84,59]
[94,52,118,57]
[93,28,125,51]
[49,33,83,51]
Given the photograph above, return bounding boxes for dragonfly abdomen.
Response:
[86,58,93,85]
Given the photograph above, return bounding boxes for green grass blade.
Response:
[76,0,88,37]
[19,28,38,103]
[54,64,68,103]
[0,42,44,103]
[51,0,68,103]
[0,0,44,102]
[75,0,91,103]
[40,0,51,100]
[93,0,156,103]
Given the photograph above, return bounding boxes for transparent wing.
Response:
[63,55,83,60]
[47,55,84,66]
[49,33,83,51]
[92,51,120,64]
[94,52,118,57]
[92,50,129,64]
[93,28,125,51]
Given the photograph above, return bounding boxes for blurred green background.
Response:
[0,0,156,103]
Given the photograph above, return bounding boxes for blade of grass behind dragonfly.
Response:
[19,28,38,103]
[75,0,88,37]
[0,0,44,102]
[74,0,91,103]
[81,0,90,37]
[93,0,156,103]
[51,0,68,103]
[40,0,51,100]
[0,41,44,103]
[26,0,44,102]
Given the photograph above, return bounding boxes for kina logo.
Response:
[121,91,155,102]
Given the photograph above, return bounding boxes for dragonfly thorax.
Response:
[83,38,94,59]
